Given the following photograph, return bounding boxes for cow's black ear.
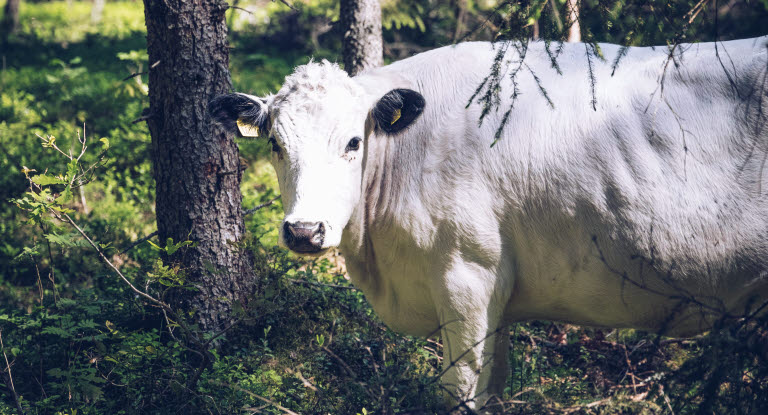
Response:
[208,93,269,137]
[372,89,425,134]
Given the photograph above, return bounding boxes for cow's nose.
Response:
[283,221,325,253]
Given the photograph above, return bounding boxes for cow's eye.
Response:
[345,137,361,152]
[268,137,282,155]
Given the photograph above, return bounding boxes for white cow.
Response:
[210,37,768,409]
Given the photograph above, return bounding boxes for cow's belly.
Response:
[505,233,768,336]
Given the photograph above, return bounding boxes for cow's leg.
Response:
[487,325,510,398]
[436,259,510,411]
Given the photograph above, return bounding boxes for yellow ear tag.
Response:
[236,119,260,137]
[391,108,402,125]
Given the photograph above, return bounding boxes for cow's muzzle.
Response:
[283,221,325,253]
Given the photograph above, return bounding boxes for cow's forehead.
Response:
[271,60,365,115]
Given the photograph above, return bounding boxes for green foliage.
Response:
[15,1,145,44]
[382,1,426,32]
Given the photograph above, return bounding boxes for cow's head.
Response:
[209,61,425,255]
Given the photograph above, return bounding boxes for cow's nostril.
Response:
[283,221,325,253]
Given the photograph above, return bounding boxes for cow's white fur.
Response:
[244,38,768,408]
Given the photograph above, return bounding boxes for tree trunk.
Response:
[143,0,255,333]
[1,0,20,40]
[91,0,105,24]
[566,0,581,42]
[340,0,383,76]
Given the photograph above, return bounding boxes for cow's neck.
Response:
[341,121,428,292]
[340,128,388,291]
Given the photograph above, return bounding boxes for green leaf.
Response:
[31,174,66,186]
[46,367,65,378]
[55,186,73,204]
[45,231,85,247]
[66,159,79,181]
[42,326,72,338]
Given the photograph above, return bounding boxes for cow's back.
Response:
[358,38,768,335]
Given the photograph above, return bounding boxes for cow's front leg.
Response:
[436,259,510,411]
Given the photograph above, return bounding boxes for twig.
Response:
[0,330,24,415]
[321,346,357,378]
[131,114,153,124]
[285,367,319,393]
[29,253,44,305]
[228,5,252,14]
[58,212,166,308]
[208,380,300,415]
[122,71,147,81]
[457,1,509,43]
[286,278,356,291]
[120,230,159,254]
[273,0,297,11]
[243,195,280,216]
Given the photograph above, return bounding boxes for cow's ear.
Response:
[372,89,425,134]
[208,93,269,138]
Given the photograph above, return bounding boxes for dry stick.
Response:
[287,278,356,291]
[228,5,252,14]
[275,0,297,11]
[0,330,24,415]
[120,230,159,254]
[29,253,44,304]
[59,212,166,308]
[122,71,147,81]
[131,114,153,124]
[456,1,510,43]
[208,380,300,415]
[321,346,357,378]
[243,195,281,216]
[294,371,319,392]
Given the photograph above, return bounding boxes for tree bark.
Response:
[1,0,20,41]
[340,0,383,76]
[566,0,581,42]
[143,0,255,333]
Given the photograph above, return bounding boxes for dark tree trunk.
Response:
[340,0,383,76]
[1,0,20,41]
[143,0,255,333]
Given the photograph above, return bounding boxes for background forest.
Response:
[1,0,768,414]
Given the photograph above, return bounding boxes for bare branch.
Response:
[0,330,24,415]
[57,211,166,308]
[208,380,299,415]
[120,230,159,254]
[243,195,281,216]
